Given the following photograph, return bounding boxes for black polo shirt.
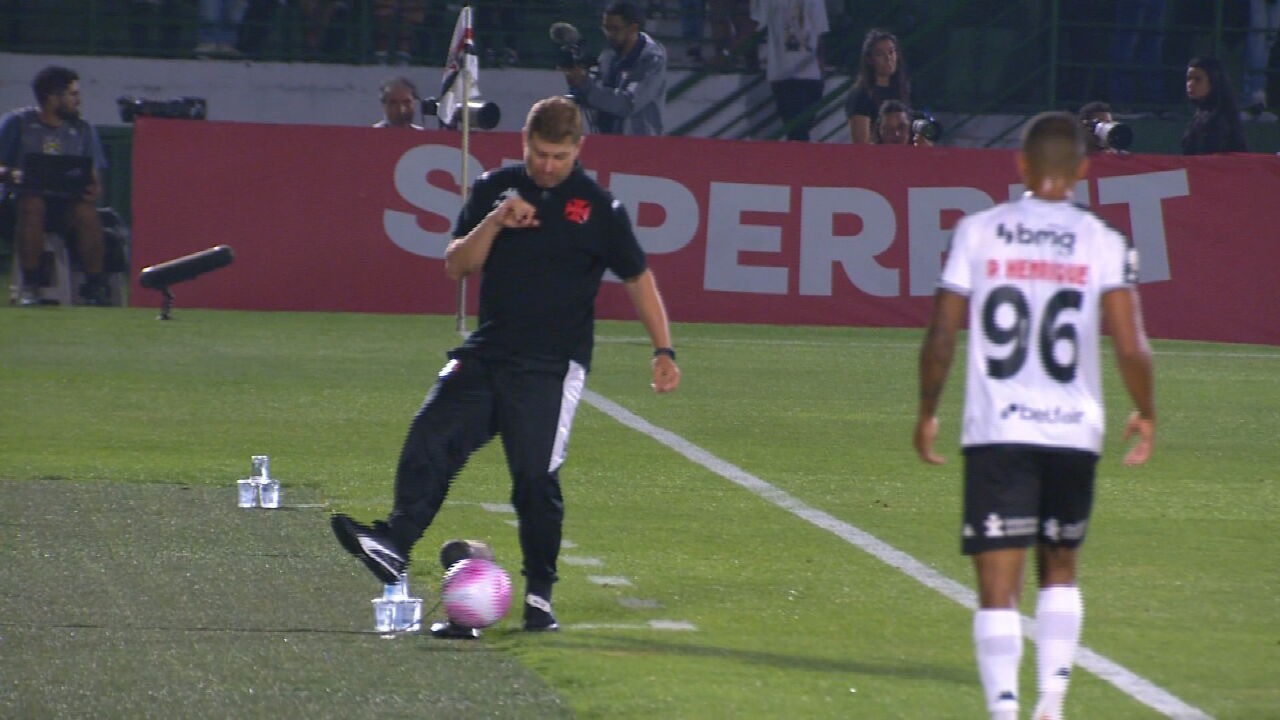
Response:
[452,164,647,371]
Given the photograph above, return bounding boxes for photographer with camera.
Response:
[877,100,934,147]
[0,65,109,306]
[373,76,424,129]
[1078,101,1132,154]
[558,1,667,136]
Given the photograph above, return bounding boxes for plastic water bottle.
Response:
[251,455,270,480]
[258,478,281,509]
[372,576,422,633]
[236,478,257,508]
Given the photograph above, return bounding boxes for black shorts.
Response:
[961,444,1098,555]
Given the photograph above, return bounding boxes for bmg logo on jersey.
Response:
[996,222,1076,256]
[1000,403,1084,424]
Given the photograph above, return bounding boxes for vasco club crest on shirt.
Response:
[564,198,591,224]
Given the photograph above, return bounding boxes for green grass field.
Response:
[2,306,1276,719]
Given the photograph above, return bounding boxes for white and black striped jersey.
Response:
[939,192,1138,453]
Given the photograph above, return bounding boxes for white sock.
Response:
[974,609,1023,716]
[1034,585,1083,719]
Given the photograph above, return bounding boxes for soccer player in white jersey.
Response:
[914,111,1156,720]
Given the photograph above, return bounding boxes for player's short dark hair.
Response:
[605,1,644,28]
[526,96,584,144]
[1022,111,1085,173]
[380,76,419,102]
[32,65,79,105]
[1077,101,1111,121]
[878,99,909,120]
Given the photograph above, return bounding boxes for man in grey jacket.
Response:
[561,1,666,135]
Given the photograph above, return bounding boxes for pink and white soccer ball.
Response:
[441,557,513,628]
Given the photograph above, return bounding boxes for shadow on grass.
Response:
[538,631,973,686]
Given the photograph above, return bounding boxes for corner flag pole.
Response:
[442,5,475,335]
[456,60,470,334]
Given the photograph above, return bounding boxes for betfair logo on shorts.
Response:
[1000,403,1085,424]
[996,222,1076,256]
[983,512,1037,539]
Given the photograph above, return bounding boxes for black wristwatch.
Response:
[653,347,676,361]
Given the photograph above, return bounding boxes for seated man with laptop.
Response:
[0,65,110,306]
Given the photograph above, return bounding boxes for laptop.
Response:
[20,153,93,199]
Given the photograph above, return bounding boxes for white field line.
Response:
[584,388,1215,720]
[568,620,697,632]
[594,334,1280,359]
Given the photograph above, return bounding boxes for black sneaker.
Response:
[429,620,481,640]
[522,593,559,632]
[18,282,42,307]
[330,514,406,584]
[79,277,110,306]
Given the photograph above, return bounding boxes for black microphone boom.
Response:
[140,245,234,289]
[139,244,234,319]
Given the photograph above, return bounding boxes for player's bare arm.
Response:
[916,289,968,464]
[1102,287,1156,465]
[623,269,680,393]
[444,195,540,280]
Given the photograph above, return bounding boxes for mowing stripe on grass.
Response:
[584,388,1215,720]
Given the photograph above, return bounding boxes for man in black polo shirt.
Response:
[332,95,681,635]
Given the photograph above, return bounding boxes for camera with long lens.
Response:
[910,112,943,143]
[117,96,207,123]
[550,21,588,69]
[421,97,502,130]
[1084,119,1133,151]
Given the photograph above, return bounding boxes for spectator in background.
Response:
[846,28,910,144]
[238,0,284,57]
[1058,1,1113,106]
[1242,0,1280,120]
[195,0,243,57]
[474,2,522,66]
[751,0,829,142]
[1078,100,1120,154]
[373,76,423,129]
[1183,56,1249,154]
[1107,0,1167,110]
[300,0,350,59]
[877,99,931,146]
[680,0,707,66]
[562,1,667,135]
[372,0,428,66]
[129,0,183,55]
[707,0,758,71]
[0,66,109,306]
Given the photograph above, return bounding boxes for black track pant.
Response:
[384,350,585,593]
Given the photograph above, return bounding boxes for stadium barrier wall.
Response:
[131,119,1280,346]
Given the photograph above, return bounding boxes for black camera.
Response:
[421,97,502,130]
[117,96,207,123]
[1084,119,1133,151]
[910,113,943,143]
[550,21,587,68]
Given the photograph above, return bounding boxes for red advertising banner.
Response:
[132,119,1280,345]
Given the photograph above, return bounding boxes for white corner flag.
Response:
[439,6,479,126]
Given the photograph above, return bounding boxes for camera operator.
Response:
[373,76,424,129]
[1078,101,1131,154]
[877,100,933,147]
[0,65,109,306]
[560,1,667,136]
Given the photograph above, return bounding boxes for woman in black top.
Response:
[1182,56,1248,155]
[845,28,910,144]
